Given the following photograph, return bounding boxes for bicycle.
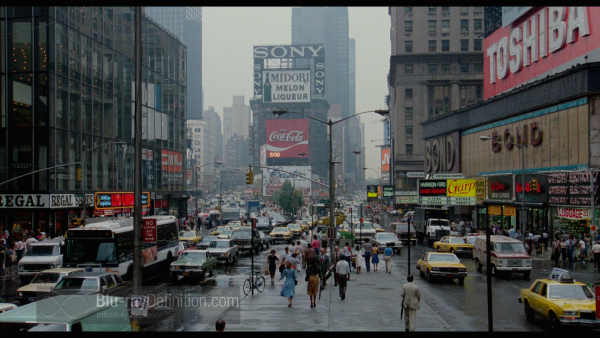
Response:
[243,270,265,296]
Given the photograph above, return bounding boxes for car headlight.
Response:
[19,265,24,270]
[17,292,23,297]
[223,252,228,257]
[171,266,180,270]
[563,310,578,316]
[432,267,440,271]
[497,260,504,266]
[525,260,531,266]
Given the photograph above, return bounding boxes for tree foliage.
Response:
[276,180,304,214]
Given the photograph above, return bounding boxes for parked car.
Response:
[178,230,202,245]
[170,250,217,282]
[0,304,17,314]
[16,268,85,305]
[18,239,64,285]
[196,236,219,250]
[473,235,531,278]
[206,239,238,266]
[45,272,128,297]
[0,295,131,331]
[416,252,467,285]
[433,236,474,257]
[371,232,403,254]
[518,268,599,330]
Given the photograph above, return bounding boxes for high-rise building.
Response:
[224,134,252,173]
[223,95,251,143]
[146,7,203,120]
[202,106,223,190]
[0,7,188,233]
[388,6,484,190]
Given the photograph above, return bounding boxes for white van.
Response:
[473,235,532,278]
[18,239,64,284]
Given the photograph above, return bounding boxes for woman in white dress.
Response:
[355,244,364,274]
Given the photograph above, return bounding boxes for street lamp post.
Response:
[274,109,389,254]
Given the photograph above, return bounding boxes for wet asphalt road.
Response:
[2,229,600,331]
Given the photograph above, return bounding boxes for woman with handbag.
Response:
[279,262,297,307]
[306,259,320,308]
[267,250,279,285]
[371,244,380,271]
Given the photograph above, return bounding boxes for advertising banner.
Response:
[161,150,183,172]
[548,171,599,206]
[476,177,486,205]
[558,207,591,220]
[367,185,379,200]
[381,147,390,184]
[262,70,311,103]
[266,119,309,158]
[94,192,150,209]
[382,185,394,200]
[487,175,514,200]
[484,7,600,99]
[262,166,311,197]
[515,174,548,204]
[446,179,476,205]
[418,180,447,205]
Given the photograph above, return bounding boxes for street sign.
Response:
[430,173,465,179]
[327,227,334,238]
[131,295,149,316]
[319,199,330,203]
[142,219,157,243]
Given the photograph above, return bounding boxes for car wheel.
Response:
[524,301,535,321]
[426,269,432,282]
[419,266,424,277]
[200,271,206,281]
[475,259,482,273]
[549,312,562,331]
[458,276,465,285]
[450,248,455,254]
[491,264,498,277]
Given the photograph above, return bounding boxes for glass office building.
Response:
[0,7,187,236]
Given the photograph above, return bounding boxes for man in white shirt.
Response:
[25,235,38,251]
[579,237,587,263]
[335,254,350,300]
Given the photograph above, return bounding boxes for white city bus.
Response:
[63,216,178,280]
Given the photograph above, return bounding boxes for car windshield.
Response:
[179,232,196,237]
[273,228,288,233]
[466,237,477,245]
[26,246,57,256]
[548,284,594,300]
[377,234,398,241]
[220,230,233,235]
[357,223,374,230]
[232,231,252,239]
[200,236,218,243]
[494,242,526,253]
[449,238,467,244]
[428,254,460,263]
[257,218,269,225]
[430,220,449,227]
[54,278,98,290]
[64,239,116,263]
[288,224,300,229]
[178,252,206,261]
[210,241,230,248]
[30,272,62,284]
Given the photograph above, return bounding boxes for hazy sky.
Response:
[203,7,390,180]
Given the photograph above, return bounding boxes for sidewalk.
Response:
[219,262,452,331]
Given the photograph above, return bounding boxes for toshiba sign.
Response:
[484,7,600,99]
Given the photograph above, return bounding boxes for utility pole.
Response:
[133,5,143,296]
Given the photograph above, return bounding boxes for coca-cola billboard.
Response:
[266,119,309,158]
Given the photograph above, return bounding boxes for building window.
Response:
[406,144,413,155]
[461,39,469,51]
[406,125,413,137]
[429,7,436,12]
[461,7,469,13]
[474,63,483,73]
[428,20,437,32]
[441,64,450,73]
[405,7,412,13]
[460,85,483,108]
[441,20,450,33]
[461,19,469,32]
[474,39,482,51]
[461,63,470,73]
[474,6,483,12]
[474,19,482,31]
[428,40,436,52]
[442,7,450,12]
[405,21,413,33]
[405,88,413,100]
[428,86,450,119]
[442,40,449,52]
[405,107,413,119]
[405,64,413,74]
[428,64,437,73]
[405,40,413,53]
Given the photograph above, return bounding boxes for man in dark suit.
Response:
[319,247,330,289]
[329,246,341,286]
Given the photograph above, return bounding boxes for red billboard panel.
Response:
[484,7,600,100]
[266,119,309,158]
[161,150,183,172]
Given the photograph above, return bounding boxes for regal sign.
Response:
[425,132,459,174]
[266,119,309,158]
[0,194,48,209]
[485,7,600,99]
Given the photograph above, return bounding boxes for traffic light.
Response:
[76,168,82,182]
[530,178,538,192]
[245,170,254,185]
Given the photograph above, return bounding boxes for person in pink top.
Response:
[311,235,321,253]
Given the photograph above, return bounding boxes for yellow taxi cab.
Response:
[518,268,599,330]
[433,236,474,257]
[416,252,467,285]
[228,221,243,231]
[269,227,293,244]
[296,220,309,232]
[209,226,232,236]
[373,223,386,233]
[179,230,202,245]
[286,223,302,238]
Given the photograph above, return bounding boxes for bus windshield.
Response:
[64,239,117,263]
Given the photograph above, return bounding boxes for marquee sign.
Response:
[94,192,151,210]
[548,171,599,206]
